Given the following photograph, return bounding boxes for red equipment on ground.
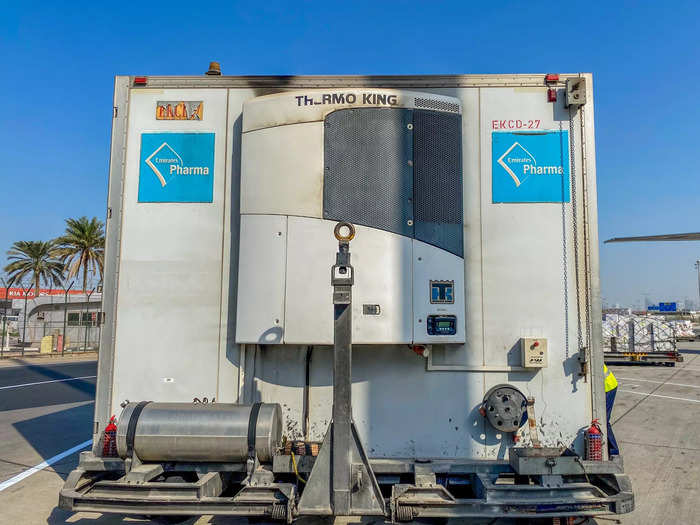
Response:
[102,416,118,457]
[585,419,603,461]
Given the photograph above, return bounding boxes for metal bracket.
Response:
[566,77,587,108]
[297,222,384,516]
[578,346,589,381]
[526,397,541,447]
[122,463,163,483]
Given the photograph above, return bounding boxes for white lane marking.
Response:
[618,389,700,403]
[0,439,92,492]
[616,377,700,389]
[0,375,96,390]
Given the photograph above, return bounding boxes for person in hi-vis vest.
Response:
[604,365,619,455]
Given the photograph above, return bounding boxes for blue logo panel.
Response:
[138,132,215,203]
[492,131,570,203]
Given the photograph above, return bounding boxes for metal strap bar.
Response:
[125,401,151,459]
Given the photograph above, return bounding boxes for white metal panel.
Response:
[111,88,228,410]
[412,240,466,344]
[284,217,413,345]
[304,345,487,457]
[477,87,591,454]
[235,214,287,343]
[479,87,575,367]
[458,88,486,365]
[252,345,307,440]
[241,122,324,218]
[215,88,260,403]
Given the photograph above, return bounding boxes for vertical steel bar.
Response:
[83,300,89,352]
[330,226,354,516]
[84,288,95,352]
[332,299,352,514]
[695,260,700,309]
[62,282,74,355]
[1,282,9,358]
[21,285,30,357]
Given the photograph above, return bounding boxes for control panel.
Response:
[427,315,457,336]
[520,337,548,368]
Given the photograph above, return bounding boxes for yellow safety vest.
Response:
[604,365,618,392]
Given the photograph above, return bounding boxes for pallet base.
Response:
[604,352,684,365]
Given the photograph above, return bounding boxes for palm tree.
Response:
[4,241,65,297]
[53,216,105,293]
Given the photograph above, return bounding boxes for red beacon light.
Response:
[545,74,559,102]
[133,76,148,86]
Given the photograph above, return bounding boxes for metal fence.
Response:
[24,318,101,352]
[1,310,102,358]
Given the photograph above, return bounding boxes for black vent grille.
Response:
[414,97,460,114]
[324,109,413,237]
[413,110,463,257]
[324,107,463,257]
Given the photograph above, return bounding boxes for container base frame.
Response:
[60,452,634,521]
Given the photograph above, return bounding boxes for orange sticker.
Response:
[156,101,203,120]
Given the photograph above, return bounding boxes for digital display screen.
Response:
[427,314,457,336]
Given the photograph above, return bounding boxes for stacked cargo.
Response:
[602,314,684,364]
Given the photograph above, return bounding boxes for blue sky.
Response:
[1,1,698,307]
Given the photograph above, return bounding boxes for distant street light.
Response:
[695,260,700,310]
[61,281,75,356]
[1,276,14,357]
[20,281,32,356]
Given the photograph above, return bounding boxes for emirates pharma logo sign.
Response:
[492,131,570,203]
[138,133,215,203]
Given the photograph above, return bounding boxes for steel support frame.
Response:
[59,463,296,523]
[60,458,633,520]
[297,229,384,516]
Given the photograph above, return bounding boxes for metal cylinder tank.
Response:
[116,402,282,462]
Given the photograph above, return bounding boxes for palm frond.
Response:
[53,216,105,291]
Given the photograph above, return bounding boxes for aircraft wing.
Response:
[604,232,700,243]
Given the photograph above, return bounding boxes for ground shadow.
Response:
[0,362,96,411]
[12,401,94,481]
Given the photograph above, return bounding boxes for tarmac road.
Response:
[0,345,698,525]
[0,359,97,489]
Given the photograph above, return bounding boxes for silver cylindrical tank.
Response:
[116,402,282,463]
